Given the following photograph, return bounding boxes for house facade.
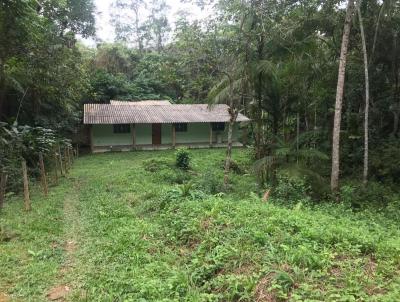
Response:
[83,101,250,153]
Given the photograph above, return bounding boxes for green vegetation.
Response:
[2,0,400,300]
[175,147,191,170]
[1,149,399,301]
[0,185,66,298]
[2,0,400,194]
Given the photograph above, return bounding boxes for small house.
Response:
[83,100,250,153]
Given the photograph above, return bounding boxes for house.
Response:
[83,100,250,153]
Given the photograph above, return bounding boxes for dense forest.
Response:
[2,1,400,301]
[1,0,400,198]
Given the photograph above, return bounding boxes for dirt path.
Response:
[47,184,82,301]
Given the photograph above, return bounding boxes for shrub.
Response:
[143,158,171,172]
[273,172,310,203]
[0,123,63,194]
[178,181,194,197]
[176,147,190,170]
[340,181,395,208]
[197,171,223,194]
[221,159,244,174]
[370,139,400,183]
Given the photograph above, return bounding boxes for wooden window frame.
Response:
[175,123,188,132]
[113,124,131,134]
[211,122,225,131]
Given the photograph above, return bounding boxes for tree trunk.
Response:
[134,8,143,54]
[296,112,300,165]
[0,59,6,120]
[53,150,59,184]
[256,99,263,159]
[39,152,48,196]
[357,3,370,186]
[224,119,233,187]
[391,106,400,136]
[224,108,238,189]
[223,73,238,189]
[331,0,355,193]
[371,1,384,62]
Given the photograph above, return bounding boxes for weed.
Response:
[1,149,400,301]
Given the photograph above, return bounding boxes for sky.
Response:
[81,0,213,46]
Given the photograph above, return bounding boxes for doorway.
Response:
[152,123,161,145]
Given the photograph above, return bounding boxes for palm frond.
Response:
[253,155,276,172]
[275,147,291,157]
[208,75,249,105]
[208,77,229,103]
[5,75,24,93]
[297,148,329,161]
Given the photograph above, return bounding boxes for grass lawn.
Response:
[0,149,400,301]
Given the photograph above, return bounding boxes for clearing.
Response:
[0,149,399,301]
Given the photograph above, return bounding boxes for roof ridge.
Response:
[83,103,249,124]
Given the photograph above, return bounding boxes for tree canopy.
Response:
[1,0,400,192]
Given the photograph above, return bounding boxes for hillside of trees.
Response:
[1,1,400,300]
[1,0,400,198]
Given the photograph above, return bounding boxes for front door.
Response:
[152,124,162,145]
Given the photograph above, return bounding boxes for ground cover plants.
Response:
[0,149,400,301]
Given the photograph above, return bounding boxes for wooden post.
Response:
[76,144,79,157]
[90,125,94,153]
[58,146,64,176]
[63,148,69,174]
[38,153,48,196]
[22,160,31,211]
[209,123,213,147]
[132,124,136,150]
[242,126,248,146]
[172,124,176,149]
[67,147,72,166]
[53,150,59,184]
[68,147,72,164]
[0,172,7,209]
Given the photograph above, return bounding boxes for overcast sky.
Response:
[82,0,212,46]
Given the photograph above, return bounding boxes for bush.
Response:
[175,147,190,170]
[143,158,171,172]
[221,159,244,174]
[273,172,310,203]
[197,171,223,194]
[340,181,395,208]
[370,139,400,183]
[0,123,64,194]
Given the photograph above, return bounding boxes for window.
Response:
[113,124,131,134]
[175,123,187,132]
[211,122,225,131]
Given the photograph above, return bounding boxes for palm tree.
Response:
[253,132,329,189]
[208,63,250,188]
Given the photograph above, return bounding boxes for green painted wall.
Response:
[162,124,172,144]
[176,123,210,143]
[174,123,239,144]
[136,124,152,145]
[220,123,239,143]
[92,124,132,146]
[92,123,241,147]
